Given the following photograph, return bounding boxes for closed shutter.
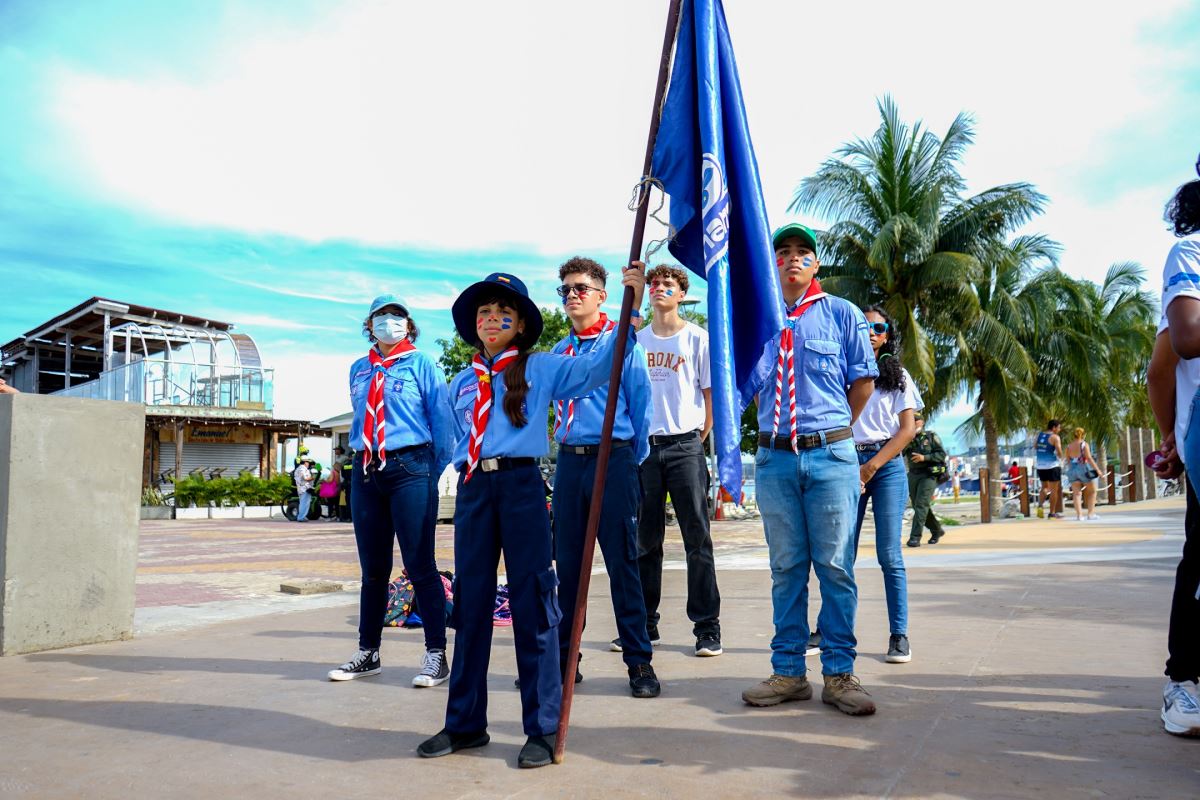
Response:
[175,442,262,477]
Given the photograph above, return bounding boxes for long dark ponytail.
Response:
[864,305,905,393]
[475,293,535,428]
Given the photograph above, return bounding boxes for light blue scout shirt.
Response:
[448,327,635,470]
[347,349,455,475]
[741,296,878,435]
[550,326,653,464]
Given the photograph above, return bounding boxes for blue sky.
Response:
[3,0,1199,452]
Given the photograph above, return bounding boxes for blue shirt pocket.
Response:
[802,338,840,373]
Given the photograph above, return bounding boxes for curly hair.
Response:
[864,305,905,393]
[646,264,689,294]
[1165,177,1200,237]
[559,256,608,287]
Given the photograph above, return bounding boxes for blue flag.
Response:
[650,0,785,496]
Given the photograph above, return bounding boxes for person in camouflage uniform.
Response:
[904,412,948,547]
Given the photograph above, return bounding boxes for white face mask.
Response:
[371,314,409,345]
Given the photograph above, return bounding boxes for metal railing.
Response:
[55,359,274,411]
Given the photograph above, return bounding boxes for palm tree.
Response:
[934,234,1061,515]
[1029,262,1156,471]
[790,97,1046,395]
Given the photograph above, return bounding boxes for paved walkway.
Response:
[0,497,1194,798]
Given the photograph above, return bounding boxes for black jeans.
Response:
[350,446,445,652]
[637,432,720,637]
[1166,477,1200,682]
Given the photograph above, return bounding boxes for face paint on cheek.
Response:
[776,256,784,268]
[802,256,814,267]
[665,289,674,296]
[501,317,513,330]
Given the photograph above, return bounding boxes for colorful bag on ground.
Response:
[404,573,455,628]
[383,577,416,627]
[493,583,512,627]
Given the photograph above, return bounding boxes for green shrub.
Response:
[168,472,295,507]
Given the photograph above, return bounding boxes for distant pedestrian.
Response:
[1035,420,1065,519]
[904,413,948,546]
[1146,155,1200,736]
[1064,428,1102,521]
[292,455,314,522]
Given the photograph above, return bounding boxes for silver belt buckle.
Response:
[480,457,501,473]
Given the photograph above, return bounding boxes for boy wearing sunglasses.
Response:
[549,257,661,698]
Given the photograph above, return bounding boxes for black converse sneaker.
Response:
[412,648,450,687]
[327,648,381,681]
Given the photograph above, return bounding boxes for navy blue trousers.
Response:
[350,446,445,651]
[554,446,653,668]
[445,464,561,737]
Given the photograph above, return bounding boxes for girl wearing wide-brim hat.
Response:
[417,266,644,769]
[327,294,455,688]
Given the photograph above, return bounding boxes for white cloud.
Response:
[43,0,1198,285]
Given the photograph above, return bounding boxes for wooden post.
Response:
[1107,466,1116,505]
[174,421,184,482]
[1018,466,1030,517]
[1141,429,1157,500]
[979,467,991,523]
[1127,464,1138,503]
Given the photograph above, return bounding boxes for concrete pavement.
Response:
[0,497,1195,798]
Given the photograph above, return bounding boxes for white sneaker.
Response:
[328,648,381,681]
[412,648,450,687]
[1086,514,1101,521]
[1162,680,1200,736]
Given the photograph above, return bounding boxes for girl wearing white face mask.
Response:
[328,294,455,689]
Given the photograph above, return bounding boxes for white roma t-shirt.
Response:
[637,321,711,435]
[1159,233,1200,459]
[851,366,923,444]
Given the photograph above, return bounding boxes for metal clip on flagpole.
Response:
[554,0,685,765]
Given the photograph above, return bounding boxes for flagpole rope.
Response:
[628,176,674,258]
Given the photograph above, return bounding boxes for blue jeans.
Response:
[756,438,860,676]
[350,447,444,652]
[297,489,312,521]
[853,451,908,636]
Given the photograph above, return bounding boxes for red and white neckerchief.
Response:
[553,313,615,441]
[464,346,520,482]
[771,278,828,453]
[362,341,417,468]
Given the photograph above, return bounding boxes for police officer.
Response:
[904,412,948,546]
[739,223,880,717]
[550,256,660,699]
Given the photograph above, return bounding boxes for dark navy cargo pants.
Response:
[554,446,653,668]
[444,463,561,738]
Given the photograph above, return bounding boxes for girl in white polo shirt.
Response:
[849,306,921,664]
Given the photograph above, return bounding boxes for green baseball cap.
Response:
[771,223,819,253]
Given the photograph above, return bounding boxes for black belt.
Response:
[352,443,429,462]
[559,439,631,456]
[758,427,853,451]
[465,456,536,474]
[855,439,890,452]
[649,430,699,447]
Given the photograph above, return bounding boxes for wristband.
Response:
[630,308,642,318]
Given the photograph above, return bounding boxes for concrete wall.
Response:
[0,394,144,655]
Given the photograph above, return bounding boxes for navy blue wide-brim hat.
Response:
[451,272,544,349]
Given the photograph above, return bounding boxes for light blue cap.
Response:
[367,294,409,317]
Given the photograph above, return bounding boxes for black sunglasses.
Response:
[868,322,890,335]
[556,283,602,299]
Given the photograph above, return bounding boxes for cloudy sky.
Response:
[3,0,1198,451]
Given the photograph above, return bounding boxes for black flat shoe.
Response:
[517,734,556,768]
[416,728,490,758]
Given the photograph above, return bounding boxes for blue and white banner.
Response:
[650,0,785,496]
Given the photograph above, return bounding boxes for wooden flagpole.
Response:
[554,0,685,764]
